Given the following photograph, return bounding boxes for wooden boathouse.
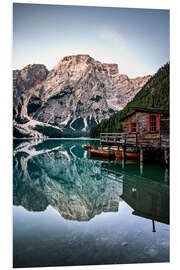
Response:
[100,106,169,165]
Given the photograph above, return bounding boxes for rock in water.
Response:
[13,55,151,137]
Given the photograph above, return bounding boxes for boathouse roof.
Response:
[120,107,169,121]
[133,107,169,115]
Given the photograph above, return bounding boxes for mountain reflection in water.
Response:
[13,139,169,224]
[13,139,123,221]
[13,139,169,268]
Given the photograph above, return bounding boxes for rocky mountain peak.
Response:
[62,54,91,63]
[53,54,92,71]
[131,75,152,86]
[13,54,151,138]
[13,64,49,90]
[102,63,119,75]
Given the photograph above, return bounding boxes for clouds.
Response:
[13,4,169,78]
[98,25,124,44]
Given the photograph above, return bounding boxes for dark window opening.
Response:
[131,122,136,132]
[150,115,156,132]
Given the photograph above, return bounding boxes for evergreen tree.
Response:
[90,62,169,138]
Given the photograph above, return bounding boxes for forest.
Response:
[90,62,169,138]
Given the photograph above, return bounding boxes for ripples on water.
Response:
[13,139,169,268]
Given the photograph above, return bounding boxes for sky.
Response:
[13,3,169,78]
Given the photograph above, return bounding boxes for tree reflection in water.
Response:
[13,139,170,268]
[13,139,169,227]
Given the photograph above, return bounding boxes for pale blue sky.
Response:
[13,3,169,78]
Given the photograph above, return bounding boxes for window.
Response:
[131,122,136,132]
[150,115,156,132]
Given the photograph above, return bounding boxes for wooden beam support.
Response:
[140,147,144,163]
[164,168,169,183]
[164,148,169,165]
[122,159,125,169]
[140,162,143,176]
[152,220,156,232]
[122,145,126,169]
[122,145,126,160]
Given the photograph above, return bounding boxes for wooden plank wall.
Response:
[101,112,169,149]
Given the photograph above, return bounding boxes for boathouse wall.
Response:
[121,111,169,148]
[160,116,169,148]
[122,112,161,134]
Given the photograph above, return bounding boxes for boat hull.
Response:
[115,151,140,159]
[90,149,115,158]
[84,145,95,150]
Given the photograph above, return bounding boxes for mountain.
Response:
[13,54,151,138]
[90,62,169,137]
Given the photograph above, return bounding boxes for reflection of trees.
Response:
[14,140,169,224]
[101,163,169,225]
[13,139,123,221]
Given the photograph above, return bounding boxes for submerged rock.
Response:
[144,245,158,257]
[121,242,128,246]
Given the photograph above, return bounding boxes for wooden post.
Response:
[164,148,169,166]
[164,168,169,183]
[122,145,126,169]
[140,162,143,176]
[140,147,144,163]
[122,146,126,160]
[122,158,125,169]
[152,220,156,232]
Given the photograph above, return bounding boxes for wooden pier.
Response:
[99,106,169,165]
[100,132,169,149]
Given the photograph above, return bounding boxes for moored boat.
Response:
[90,149,115,158]
[115,151,122,159]
[126,152,140,159]
[115,151,140,159]
[84,145,95,150]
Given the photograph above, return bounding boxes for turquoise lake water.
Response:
[13,139,169,268]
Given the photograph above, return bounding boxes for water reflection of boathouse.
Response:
[101,163,169,226]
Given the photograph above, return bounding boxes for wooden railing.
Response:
[160,135,169,148]
[100,132,162,147]
[100,133,137,145]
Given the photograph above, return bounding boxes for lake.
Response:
[13,139,169,268]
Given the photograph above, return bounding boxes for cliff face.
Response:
[13,55,151,137]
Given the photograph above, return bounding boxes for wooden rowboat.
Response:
[126,152,140,159]
[90,149,115,158]
[84,145,95,150]
[115,151,140,159]
[89,147,139,159]
[115,151,122,159]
